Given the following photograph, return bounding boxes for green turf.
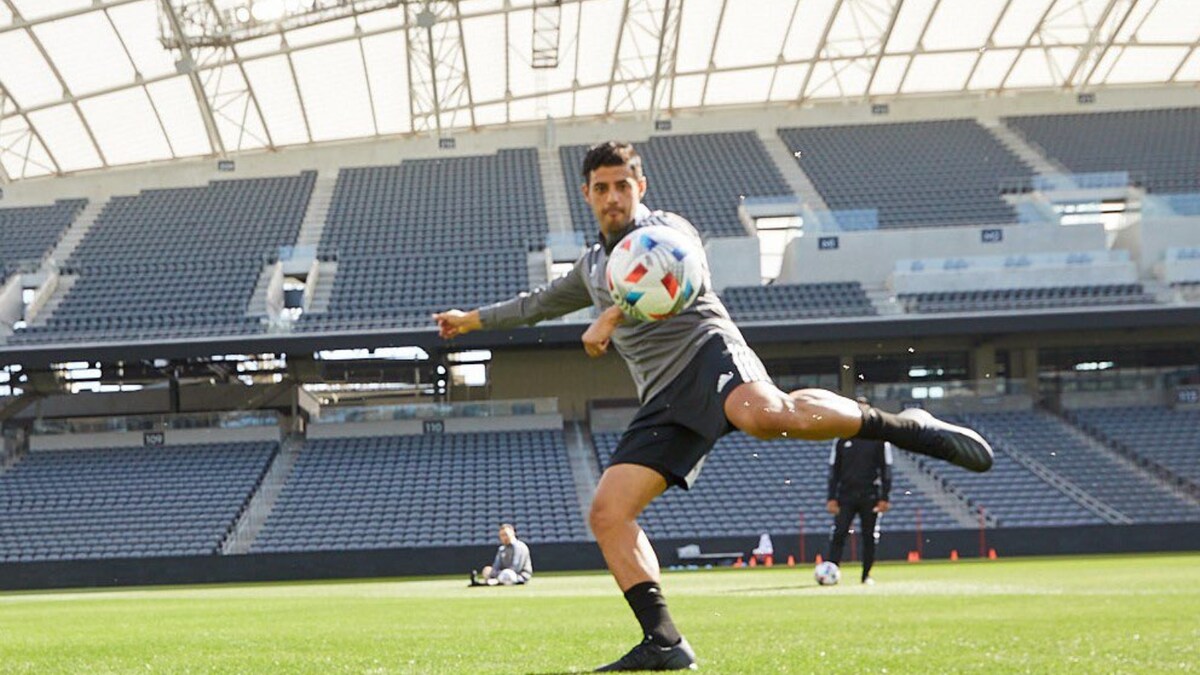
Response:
[1,554,1196,673]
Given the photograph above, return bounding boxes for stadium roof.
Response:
[0,0,1197,181]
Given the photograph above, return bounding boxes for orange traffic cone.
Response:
[733,556,744,568]
[950,549,959,561]
[815,554,823,564]
[765,555,774,567]
[988,548,998,560]
[786,555,795,567]
[907,550,921,563]
[749,556,757,567]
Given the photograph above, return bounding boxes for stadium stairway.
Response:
[222,434,303,554]
[890,449,987,528]
[294,172,337,249]
[757,131,829,211]
[303,261,338,315]
[44,199,107,270]
[1053,408,1200,508]
[539,146,575,236]
[564,420,601,536]
[978,117,1067,176]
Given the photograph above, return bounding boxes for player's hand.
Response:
[826,499,839,515]
[582,306,624,358]
[874,500,890,513]
[432,309,481,339]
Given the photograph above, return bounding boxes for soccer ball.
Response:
[814,561,840,586]
[606,225,704,322]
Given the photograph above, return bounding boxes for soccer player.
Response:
[471,523,533,586]
[826,399,894,584]
[433,141,993,671]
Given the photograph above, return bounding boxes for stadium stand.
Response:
[1004,108,1200,194]
[252,431,589,552]
[299,150,544,331]
[0,442,276,562]
[298,250,528,331]
[9,174,314,344]
[317,149,547,257]
[0,199,86,276]
[1068,406,1200,488]
[721,282,876,321]
[908,419,1103,528]
[778,120,1032,228]
[559,132,790,243]
[897,284,1154,313]
[593,432,960,538]
[960,411,1200,523]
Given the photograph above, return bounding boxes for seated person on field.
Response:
[471,523,533,586]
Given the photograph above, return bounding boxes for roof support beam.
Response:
[1079,0,1142,87]
[1065,0,1129,87]
[0,80,60,177]
[797,0,844,102]
[203,0,275,151]
[3,0,106,169]
[997,0,1061,92]
[158,0,225,156]
[0,0,142,37]
[603,0,633,115]
[766,0,803,103]
[962,0,1016,91]
[896,0,940,93]
[699,0,730,106]
[1169,33,1200,83]
[648,0,683,121]
[864,0,906,97]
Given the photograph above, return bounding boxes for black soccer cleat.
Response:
[594,637,698,672]
[897,408,993,473]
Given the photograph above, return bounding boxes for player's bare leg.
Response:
[589,463,666,590]
[724,382,993,472]
[589,464,697,671]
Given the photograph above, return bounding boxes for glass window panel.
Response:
[108,1,179,79]
[242,55,309,145]
[291,41,373,142]
[26,103,101,171]
[33,12,136,96]
[145,76,212,157]
[361,33,409,136]
[78,87,172,165]
[0,32,64,107]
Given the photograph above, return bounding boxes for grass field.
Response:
[1,554,1196,673]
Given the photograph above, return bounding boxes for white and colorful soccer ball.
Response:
[606,225,704,322]
[814,561,840,586]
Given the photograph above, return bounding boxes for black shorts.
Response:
[607,334,772,490]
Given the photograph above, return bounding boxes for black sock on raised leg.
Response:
[624,581,682,647]
[854,404,923,448]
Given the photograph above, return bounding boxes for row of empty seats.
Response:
[897,284,1155,313]
[779,119,1030,229]
[0,199,85,276]
[252,431,589,552]
[1005,107,1200,194]
[959,410,1200,524]
[0,442,275,563]
[9,173,314,345]
[1068,406,1200,488]
[722,282,876,321]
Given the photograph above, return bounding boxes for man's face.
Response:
[582,163,647,237]
[498,526,513,545]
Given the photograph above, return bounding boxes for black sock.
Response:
[855,404,923,448]
[624,581,681,647]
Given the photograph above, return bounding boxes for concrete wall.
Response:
[306,414,563,439]
[705,236,761,291]
[778,222,1107,287]
[29,425,281,451]
[890,251,1137,294]
[488,348,637,420]
[1121,214,1200,277]
[1058,389,1172,410]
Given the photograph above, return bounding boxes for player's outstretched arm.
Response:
[432,309,482,339]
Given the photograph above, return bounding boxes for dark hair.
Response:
[580,141,644,183]
[499,523,515,532]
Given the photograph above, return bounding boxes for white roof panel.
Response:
[79,87,172,165]
[33,11,136,98]
[0,0,1194,179]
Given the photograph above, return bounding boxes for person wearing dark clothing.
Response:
[826,435,893,583]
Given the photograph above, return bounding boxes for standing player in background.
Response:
[434,141,993,671]
[826,397,894,585]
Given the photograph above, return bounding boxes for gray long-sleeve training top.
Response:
[477,210,751,404]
